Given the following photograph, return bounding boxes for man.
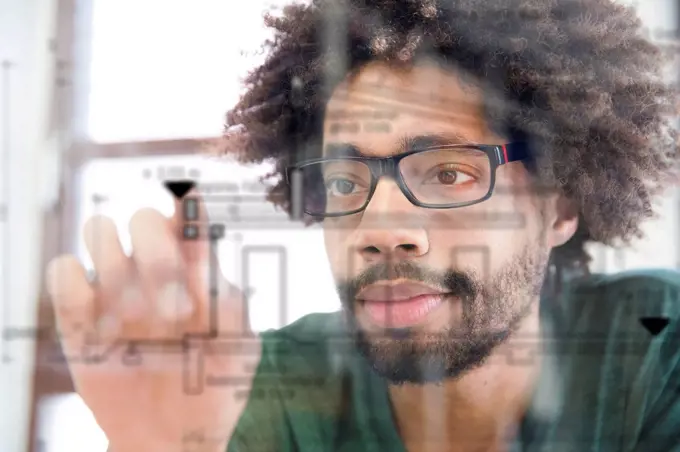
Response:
[47,0,680,451]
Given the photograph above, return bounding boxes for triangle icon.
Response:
[164,180,195,200]
[639,317,670,337]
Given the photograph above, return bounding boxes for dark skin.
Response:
[322,60,579,451]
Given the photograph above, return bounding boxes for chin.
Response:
[351,324,511,385]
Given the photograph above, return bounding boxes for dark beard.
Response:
[335,246,547,385]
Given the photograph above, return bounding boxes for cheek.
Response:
[430,227,529,280]
[427,206,534,275]
[428,228,506,271]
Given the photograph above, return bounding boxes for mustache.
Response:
[336,261,479,304]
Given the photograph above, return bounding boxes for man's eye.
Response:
[423,167,474,186]
[326,178,359,196]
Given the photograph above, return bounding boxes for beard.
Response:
[335,243,549,385]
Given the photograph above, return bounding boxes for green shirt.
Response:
[227,269,680,451]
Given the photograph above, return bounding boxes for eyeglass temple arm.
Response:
[499,142,530,165]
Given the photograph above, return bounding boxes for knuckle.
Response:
[155,281,194,323]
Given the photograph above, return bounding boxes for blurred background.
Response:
[0,0,678,451]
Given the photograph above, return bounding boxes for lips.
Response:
[357,281,446,303]
[357,281,448,328]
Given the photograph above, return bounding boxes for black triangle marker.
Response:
[639,317,670,337]
[164,180,195,200]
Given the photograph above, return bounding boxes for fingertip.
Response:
[83,215,117,248]
[46,255,87,301]
[128,207,167,237]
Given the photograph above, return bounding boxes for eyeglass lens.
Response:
[297,147,492,216]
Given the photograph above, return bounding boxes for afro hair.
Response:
[221,0,680,270]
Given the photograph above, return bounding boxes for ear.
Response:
[546,194,579,248]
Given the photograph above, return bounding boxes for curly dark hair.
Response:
[221,0,680,271]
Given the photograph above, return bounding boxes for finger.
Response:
[83,215,144,325]
[46,255,96,356]
[166,185,248,336]
[128,208,193,333]
[170,186,212,265]
[168,188,218,315]
[83,215,129,288]
[169,188,232,328]
[185,264,250,337]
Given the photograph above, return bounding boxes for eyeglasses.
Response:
[285,143,529,218]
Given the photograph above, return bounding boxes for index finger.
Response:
[168,183,212,265]
[166,181,241,333]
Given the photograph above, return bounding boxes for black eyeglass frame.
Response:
[285,142,530,218]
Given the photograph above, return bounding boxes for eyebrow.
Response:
[323,133,474,158]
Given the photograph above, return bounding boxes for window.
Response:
[86,0,294,142]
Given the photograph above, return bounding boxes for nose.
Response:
[355,228,429,262]
[353,180,430,262]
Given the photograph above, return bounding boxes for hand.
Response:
[46,191,259,452]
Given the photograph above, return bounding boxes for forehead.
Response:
[322,60,506,157]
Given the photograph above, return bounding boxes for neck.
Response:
[388,304,543,452]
